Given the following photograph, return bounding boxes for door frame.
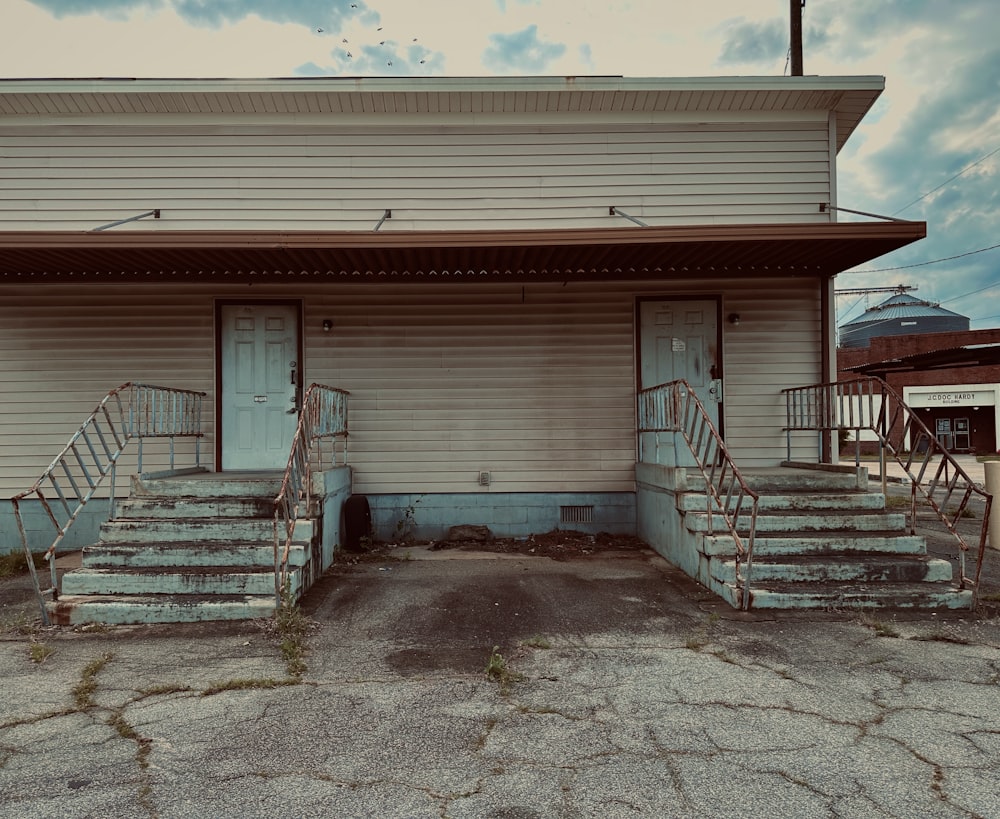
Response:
[214,299,304,471]
[635,294,725,439]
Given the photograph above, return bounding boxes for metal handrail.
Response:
[273,384,350,606]
[10,382,206,624]
[783,376,992,606]
[638,380,760,610]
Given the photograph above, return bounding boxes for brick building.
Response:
[838,327,1000,454]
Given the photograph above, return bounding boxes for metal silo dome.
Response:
[838,293,969,348]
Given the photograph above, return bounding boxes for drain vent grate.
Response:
[560,505,594,524]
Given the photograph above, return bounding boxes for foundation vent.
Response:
[560,505,594,525]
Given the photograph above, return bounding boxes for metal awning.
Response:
[842,343,1000,377]
[0,221,926,280]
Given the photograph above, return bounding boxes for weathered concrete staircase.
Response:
[50,473,315,625]
[680,468,972,609]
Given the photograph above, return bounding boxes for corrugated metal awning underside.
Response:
[842,343,1000,376]
[0,221,926,280]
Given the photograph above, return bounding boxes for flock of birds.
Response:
[315,3,426,66]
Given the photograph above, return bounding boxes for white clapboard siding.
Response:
[0,286,217,498]
[0,119,831,230]
[0,278,820,496]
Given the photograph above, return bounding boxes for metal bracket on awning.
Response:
[373,209,392,232]
[819,204,911,223]
[91,209,161,232]
[609,206,648,227]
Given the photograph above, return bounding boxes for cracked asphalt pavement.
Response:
[2,546,1000,818]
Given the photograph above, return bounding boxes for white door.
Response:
[639,298,721,467]
[220,303,300,470]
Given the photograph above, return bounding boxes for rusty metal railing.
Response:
[273,384,350,606]
[11,382,206,624]
[638,380,759,610]
[783,376,992,606]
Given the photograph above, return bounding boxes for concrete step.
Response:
[702,533,928,557]
[117,497,276,519]
[48,593,277,625]
[678,492,886,514]
[685,511,906,534]
[99,518,313,545]
[744,467,866,491]
[81,540,308,569]
[710,555,954,585]
[133,474,284,499]
[60,566,289,596]
[739,582,974,610]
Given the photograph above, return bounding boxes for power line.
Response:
[892,146,1000,216]
[842,241,1000,274]
[940,280,1000,305]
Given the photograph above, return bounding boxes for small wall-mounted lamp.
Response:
[728,313,741,326]
[322,319,333,333]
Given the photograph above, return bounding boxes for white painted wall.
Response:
[0,114,833,231]
[0,277,821,496]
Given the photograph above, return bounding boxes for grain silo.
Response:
[838,292,969,348]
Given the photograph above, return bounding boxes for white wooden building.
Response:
[0,76,925,549]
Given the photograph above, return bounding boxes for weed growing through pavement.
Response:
[29,642,54,664]
[485,646,525,696]
[201,678,299,697]
[257,577,316,677]
[519,635,551,650]
[859,614,900,638]
[913,628,971,645]
[73,653,114,708]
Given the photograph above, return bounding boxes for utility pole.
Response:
[790,0,804,76]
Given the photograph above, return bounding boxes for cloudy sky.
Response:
[1,0,997,329]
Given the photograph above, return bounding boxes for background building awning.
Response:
[0,221,926,280]
[842,343,1000,377]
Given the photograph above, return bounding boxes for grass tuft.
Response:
[0,550,47,579]
[859,614,900,638]
[73,652,114,708]
[519,635,551,650]
[485,646,525,696]
[201,677,299,697]
[29,642,54,665]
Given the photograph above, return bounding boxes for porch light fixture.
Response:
[728,313,741,326]
[322,319,333,332]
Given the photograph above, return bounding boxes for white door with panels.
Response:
[220,303,300,470]
[639,298,722,467]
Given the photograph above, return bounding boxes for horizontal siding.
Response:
[0,120,831,231]
[0,278,821,497]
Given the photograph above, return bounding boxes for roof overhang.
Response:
[0,75,885,153]
[0,222,926,281]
